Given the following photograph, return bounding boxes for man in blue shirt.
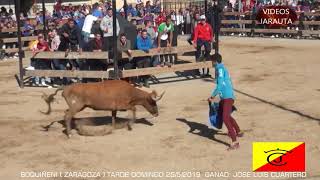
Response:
[208,54,243,150]
[136,29,152,87]
[22,19,34,37]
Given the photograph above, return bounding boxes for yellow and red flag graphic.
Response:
[252,142,305,172]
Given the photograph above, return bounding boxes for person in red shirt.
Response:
[33,34,52,87]
[155,12,166,27]
[193,15,213,62]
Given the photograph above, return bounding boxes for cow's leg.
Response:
[64,109,74,138]
[64,97,84,138]
[128,107,136,131]
[112,110,117,129]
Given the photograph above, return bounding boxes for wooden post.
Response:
[124,0,128,20]
[15,0,24,88]
[213,0,220,54]
[205,0,208,14]
[112,0,119,79]
[42,0,47,40]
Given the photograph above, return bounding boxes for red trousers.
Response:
[219,99,240,142]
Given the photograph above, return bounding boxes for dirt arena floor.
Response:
[0,37,320,180]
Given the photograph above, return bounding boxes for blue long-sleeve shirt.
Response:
[211,63,235,99]
[136,36,152,51]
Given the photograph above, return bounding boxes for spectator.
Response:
[82,12,98,43]
[193,15,213,76]
[92,4,103,18]
[176,10,185,34]
[32,34,52,88]
[58,18,83,71]
[155,12,166,26]
[87,33,107,71]
[22,19,34,37]
[193,15,213,61]
[74,14,85,30]
[117,33,134,71]
[157,16,175,66]
[136,29,152,87]
[49,29,61,52]
[100,8,120,52]
[145,20,156,46]
[89,33,103,52]
[49,29,61,69]
[184,9,192,34]
[145,20,159,67]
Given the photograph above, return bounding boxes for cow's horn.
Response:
[155,91,165,101]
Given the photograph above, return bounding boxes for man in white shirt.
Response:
[82,13,98,43]
[100,8,120,51]
[176,11,184,34]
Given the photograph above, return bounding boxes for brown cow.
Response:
[42,80,165,137]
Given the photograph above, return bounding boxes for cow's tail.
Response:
[40,86,64,115]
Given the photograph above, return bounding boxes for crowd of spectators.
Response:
[0,0,320,87]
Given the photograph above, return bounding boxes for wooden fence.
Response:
[22,46,212,81]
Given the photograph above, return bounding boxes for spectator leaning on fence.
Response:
[58,18,83,71]
[32,34,52,88]
[100,8,120,52]
[48,29,61,71]
[157,16,174,67]
[117,33,134,84]
[87,33,107,71]
[136,29,152,87]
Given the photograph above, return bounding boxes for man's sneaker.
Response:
[25,66,35,70]
[165,62,172,67]
[41,80,52,88]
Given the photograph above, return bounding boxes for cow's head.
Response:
[144,90,165,117]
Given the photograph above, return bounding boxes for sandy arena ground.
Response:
[0,37,320,180]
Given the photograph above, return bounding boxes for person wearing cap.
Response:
[193,15,213,62]
[208,54,243,151]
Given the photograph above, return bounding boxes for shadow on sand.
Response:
[176,118,230,147]
[41,116,154,136]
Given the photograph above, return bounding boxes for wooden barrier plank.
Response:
[223,12,247,16]
[25,62,213,79]
[121,61,213,78]
[2,36,38,43]
[302,30,320,36]
[221,20,252,24]
[24,51,109,59]
[254,29,298,34]
[24,46,199,60]
[302,21,320,25]
[0,25,44,33]
[121,46,196,59]
[25,70,110,78]
[220,28,251,33]
[4,47,29,53]
[303,12,320,16]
